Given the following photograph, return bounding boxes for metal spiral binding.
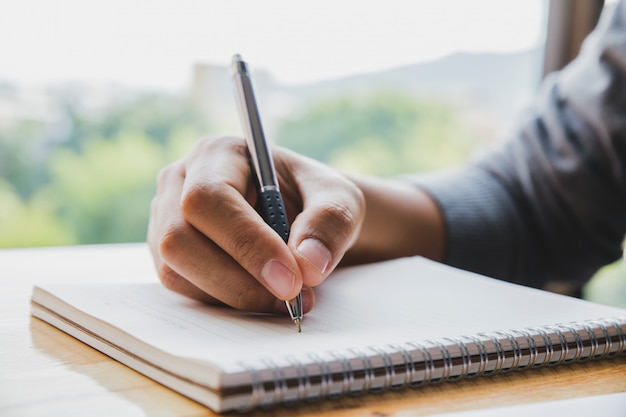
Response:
[405,341,434,387]
[309,352,333,399]
[595,320,613,359]
[424,339,454,384]
[442,337,472,381]
[261,358,288,405]
[286,355,310,402]
[576,322,600,360]
[548,325,570,366]
[349,348,375,392]
[612,318,626,354]
[600,318,625,357]
[531,326,555,366]
[329,351,355,396]
[387,344,416,389]
[476,332,506,375]
[494,330,523,372]
[557,323,585,363]
[239,361,266,411]
[510,329,539,369]
[238,317,626,410]
[461,335,489,377]
[369,346,395,392]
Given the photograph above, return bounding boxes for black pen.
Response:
[231,54,303,332]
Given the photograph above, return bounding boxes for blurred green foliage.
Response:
[0,91,204,248]
[0,178,74,247]
[2,89,480,249]
[48,133,164,243]
[276,92,479,176]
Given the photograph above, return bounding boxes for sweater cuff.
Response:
[409,169,537,286]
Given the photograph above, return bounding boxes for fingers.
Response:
[148,155,294,313]
[276,149,366,287]
[179,138,303,301]
[147,136,365,314]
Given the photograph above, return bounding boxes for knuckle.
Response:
[323,201,359,234]
[180,182,206,217]
[325,177,365,239]
[157,263,183,292]
[180,180,225,219]
[158,221,189,262]
[312,197,363,251]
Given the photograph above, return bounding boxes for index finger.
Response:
[180,137,304,301]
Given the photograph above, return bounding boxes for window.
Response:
[0,0,547,247]
[3,0,624,308]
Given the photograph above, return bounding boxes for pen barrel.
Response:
[256,189,290,243]
[231,57,278,190]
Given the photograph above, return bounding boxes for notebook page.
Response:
[36,256,626,379]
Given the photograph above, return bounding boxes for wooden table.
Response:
[1,244,625,416]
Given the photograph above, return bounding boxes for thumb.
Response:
[288,175,365,287]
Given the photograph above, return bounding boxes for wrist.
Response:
[342,174,446,265]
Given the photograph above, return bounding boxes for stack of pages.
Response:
[31,253,626,412]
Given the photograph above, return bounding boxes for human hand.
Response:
[147,136,365,314]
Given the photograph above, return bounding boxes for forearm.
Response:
[341,174,445,265]
[414,1,626,288]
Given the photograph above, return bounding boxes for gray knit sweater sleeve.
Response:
[418,1,626,289]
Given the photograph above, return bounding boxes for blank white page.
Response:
[33,256,626,380]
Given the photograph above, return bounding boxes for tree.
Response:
[0,179,75,248]
[0,86,206,247]
[275,91,482,176]
[0,121,52,199]
[45,132,166,244]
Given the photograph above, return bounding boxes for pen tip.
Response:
[295,318,302,333]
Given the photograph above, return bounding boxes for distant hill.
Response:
[190,48,544,138]
[277,49,543,122]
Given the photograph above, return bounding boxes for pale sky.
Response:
[0,0,546,90]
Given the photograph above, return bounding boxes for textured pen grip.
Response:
[256,190,290,243]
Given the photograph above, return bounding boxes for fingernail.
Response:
[262,260,295,299]
[297,238,331,275]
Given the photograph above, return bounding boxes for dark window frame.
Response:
[542,0,605,77]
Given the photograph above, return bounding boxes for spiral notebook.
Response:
[31,255,626,412]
